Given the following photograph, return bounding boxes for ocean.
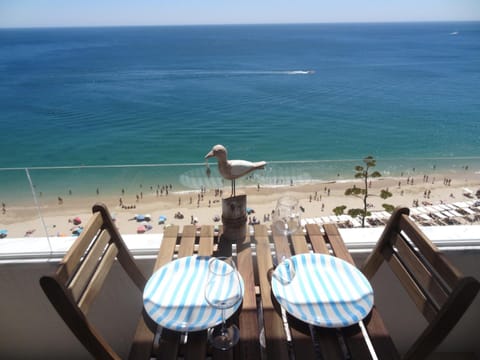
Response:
[1,22,480,201]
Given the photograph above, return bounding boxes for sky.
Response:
[1,0,479,28]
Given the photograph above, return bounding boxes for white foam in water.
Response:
[286,70,315,75]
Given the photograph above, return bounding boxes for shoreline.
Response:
[1,157,479,202]
[1,169,479,238]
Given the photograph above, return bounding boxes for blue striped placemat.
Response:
[143,255,244,332]
[272,253,374,327]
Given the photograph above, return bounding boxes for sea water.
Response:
[1,22,479,200]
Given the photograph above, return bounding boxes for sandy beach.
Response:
[1,170,479,238]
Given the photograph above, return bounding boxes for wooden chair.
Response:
[362,207,480,360]
[40,203,156,360]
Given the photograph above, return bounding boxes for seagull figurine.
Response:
[205,144,266,197]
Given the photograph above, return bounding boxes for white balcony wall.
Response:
[0,228,479,359]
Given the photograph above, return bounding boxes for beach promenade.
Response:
[1,169,479,239]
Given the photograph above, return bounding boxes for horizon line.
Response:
[1,19,479,30]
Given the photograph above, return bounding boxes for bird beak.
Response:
[205,150,214,159]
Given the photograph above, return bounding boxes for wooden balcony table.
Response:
[141,222,398,360]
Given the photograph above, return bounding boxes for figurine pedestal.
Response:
[219,195,247,253]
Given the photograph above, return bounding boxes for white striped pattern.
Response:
[143,256,244,332]
[272,253,374,328]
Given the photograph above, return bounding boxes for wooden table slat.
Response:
[323,223,355,265]
[313,327,348,359]
[322,223,400,359]
[157,224,199,359]
[302,224,347,359]
[305,223,330,254]
[254,224,290,360]
[157,329,182,360]
[356,307,401,359]
[340,322,373,358]
[131,226,181,359]
[154,225,186,359]
[185,330,209,360]
[291,231,310,254]
[154,225,179,271]
[235,230,262,359]
[272,236,290,262]
[290,230,321,359]
[198,225,214,256]
[184,225,214,359]
[271,228,316,359]
[322,224,380,358]
[177,225,197,258]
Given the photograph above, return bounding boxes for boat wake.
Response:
[286,70,315,75]
[117,69,316,80]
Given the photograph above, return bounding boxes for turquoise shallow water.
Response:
[1,22,479,200]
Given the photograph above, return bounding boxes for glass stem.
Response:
[221,308,227,335]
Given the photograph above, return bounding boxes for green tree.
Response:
[333,205,347,216]
[345,156,392,227]
[382,203,395,213]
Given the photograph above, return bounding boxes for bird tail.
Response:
[255,161,267,170]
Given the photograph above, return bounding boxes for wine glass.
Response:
[204,257,243,350]
[272,196,302,235]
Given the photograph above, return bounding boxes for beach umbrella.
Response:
[135,214,145,222]
[246,207,255,214]
[158,215,167,224]
[144,214,151,221]
[137,225,146,233]
[73,217,82,225]
[0,229,7,238]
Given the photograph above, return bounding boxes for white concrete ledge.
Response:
[0,233,163,262]
[2,225,480,263]
[339,225,480,252]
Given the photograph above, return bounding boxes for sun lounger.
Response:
[419,213,433,222]
[462,207,476,215]
[321,216,331,224]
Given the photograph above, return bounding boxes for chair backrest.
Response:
[40,203,148,360]
[362,207,479,360]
